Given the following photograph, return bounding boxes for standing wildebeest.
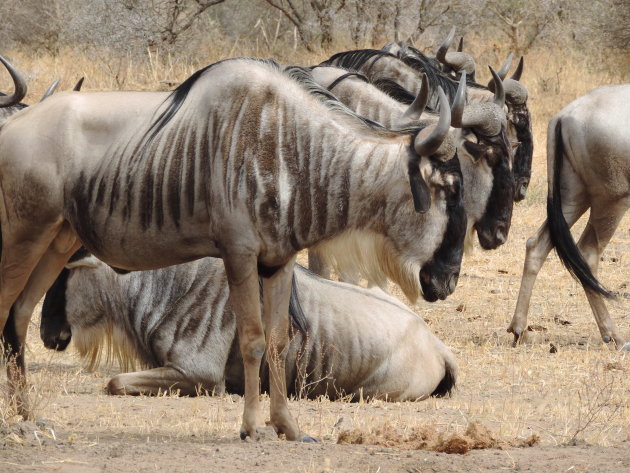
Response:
[322,48,533,202]
[508,85,630,350]
[311,66,514,251]
[308,66,514,297]
[0,58,465,441]
[40,251,457,401]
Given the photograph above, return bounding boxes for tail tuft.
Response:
[547,120,614,299]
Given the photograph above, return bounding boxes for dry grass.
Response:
[0,41,629,470]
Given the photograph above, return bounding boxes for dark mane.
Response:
[398,44,487,92]
[371,78,416,105]
[398,55,460,103]
[143,57,281,147]
[326,71,369,92]
[321,49,397,72]
[284,65,423,137]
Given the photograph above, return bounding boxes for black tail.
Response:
[431,363,456,397]
[547,120,614,298]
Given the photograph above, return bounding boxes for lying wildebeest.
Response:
[0,57,466,441]
[41,251,457,401]
[322,47,533,202]
[508,85,630,350]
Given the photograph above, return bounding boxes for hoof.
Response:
[240,429,248,441]
[301,435,318,443]
[602,335,611,343]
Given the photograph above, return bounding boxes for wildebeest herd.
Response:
[0,27,628,443]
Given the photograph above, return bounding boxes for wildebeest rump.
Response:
[508,85,630,350]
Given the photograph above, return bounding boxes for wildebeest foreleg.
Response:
[2,223,79,418]
[262,255,313,442]
[107,367,221,396]
[223,252,266,440]
[576,200,629,348]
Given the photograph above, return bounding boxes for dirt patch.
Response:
[337,421,540,454]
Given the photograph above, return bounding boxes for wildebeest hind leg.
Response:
[1,222,79,417]
[576,200,628,348]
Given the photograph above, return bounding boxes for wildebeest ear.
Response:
[408,161,431,213]
[463,140,486,163]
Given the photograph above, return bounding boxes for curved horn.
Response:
[73,77,85,91]
[0,55,27,107]
[489,66,505,107]
[401,74,429,121]
[414,87,451,157]
[457,37,464,52]
[435,26,456,65]
[40,78,60,102]
[511,56,524,81]
[497,53,513,80]
[451,71,466,128]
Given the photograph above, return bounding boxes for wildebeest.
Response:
[311,66,514,252]
[322,47,533,202]
[40,251,457,401]
[308,66,514,298]
[0,57,465,441]
[508,85,630,350]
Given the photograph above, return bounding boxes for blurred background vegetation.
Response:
[0,0,627,156]
[0,0,627,62]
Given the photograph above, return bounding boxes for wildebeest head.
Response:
[489,55,532,201]
[419,153,466,301]
[459,67,515,250]
[40,248,99,351]
[435,26,476,82]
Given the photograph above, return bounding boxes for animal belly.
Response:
[75,222,219,271]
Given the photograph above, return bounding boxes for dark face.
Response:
[419,154,467,302]
[39,248,92,350]
[463,126,515,250]
[40,267,72,351]
[508,103,533,201]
